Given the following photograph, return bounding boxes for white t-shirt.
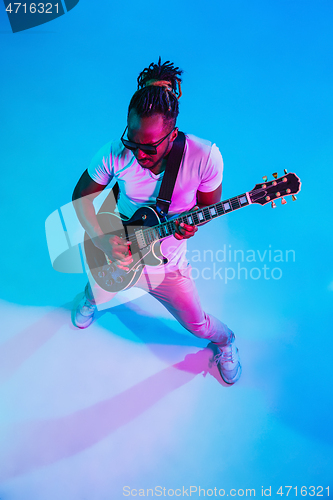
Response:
[87,133,223,272]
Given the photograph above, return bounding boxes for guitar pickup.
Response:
[135,229,147,249]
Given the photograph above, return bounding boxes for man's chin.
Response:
[138,159,153,168]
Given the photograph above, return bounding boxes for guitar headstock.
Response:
[249,171,301,207]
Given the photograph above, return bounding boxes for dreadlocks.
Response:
[128,57,183,128]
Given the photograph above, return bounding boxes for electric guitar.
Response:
[84,172,301,292]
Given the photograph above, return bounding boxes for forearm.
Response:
[72,197,104,240]
[72,195,133,269]
[196,184,222,224]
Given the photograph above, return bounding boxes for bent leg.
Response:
[86,275,118,305]
[136,267,234,346]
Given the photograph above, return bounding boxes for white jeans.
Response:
[86,265,234,346]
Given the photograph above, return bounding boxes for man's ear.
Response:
[171,127,179,142]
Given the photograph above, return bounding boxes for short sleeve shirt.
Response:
[87,133,223,271]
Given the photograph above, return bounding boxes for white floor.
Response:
[0,291,331,500]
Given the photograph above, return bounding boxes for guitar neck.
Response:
[141,192,251,244]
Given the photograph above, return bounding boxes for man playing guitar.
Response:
[72,58,242,385]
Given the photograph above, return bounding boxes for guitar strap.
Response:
[155,131,186,221]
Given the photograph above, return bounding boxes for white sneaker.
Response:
[214,338,242,384]
[72,290,97,329]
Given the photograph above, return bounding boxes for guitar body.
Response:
[84,206,167,292]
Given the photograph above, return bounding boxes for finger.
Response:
[178,227,197,239]
[119,254,133,263]
[174,220,197,239]
[115,258,134,268]
[113,251,133,262]
[174,226,184,237]
[174,220,182,232]
[112,235,124,245]
[176,226,188,237]
[115,244,131,255]
[113,235,132,246]
[174,227,191,239]
[115,257,133,271]
[117,263,131,271]
[174,232,192,240]
[180,222,198,232]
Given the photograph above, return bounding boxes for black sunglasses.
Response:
[121,126,175,155]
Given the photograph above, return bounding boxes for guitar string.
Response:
[113,194,249,246]
[105,176,296,247]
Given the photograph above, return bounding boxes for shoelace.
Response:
[214,345,235,365]
[81,298,96,315]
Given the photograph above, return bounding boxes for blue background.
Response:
[0,0,332,498]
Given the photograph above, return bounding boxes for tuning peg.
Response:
[292,195,297,201]
[271,201,276,208]
[262,176,268,182]
[284,169,288,174]
[272,172,278,179]
[281,197,287,205]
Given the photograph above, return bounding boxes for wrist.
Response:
[87,225,104,240]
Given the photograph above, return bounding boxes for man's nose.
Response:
[136,148,149,160]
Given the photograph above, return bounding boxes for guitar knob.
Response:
[292,195,297,201]
[271,201,276,208]
[115,276,123,284]
[105,279,114,287]
[272,172,278,179]
[281,197,287,205]
[98,271,106,278]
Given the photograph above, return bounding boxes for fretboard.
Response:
[141,193,250,246]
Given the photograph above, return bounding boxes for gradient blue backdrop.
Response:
[0,0,332,497]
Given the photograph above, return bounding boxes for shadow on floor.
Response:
[0,343,225,482]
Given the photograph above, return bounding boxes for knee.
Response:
[183,314,234,344]
[185,319,210,339]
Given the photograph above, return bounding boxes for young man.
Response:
[72,59,242,385]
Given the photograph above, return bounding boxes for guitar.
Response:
[84,172,301,292]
